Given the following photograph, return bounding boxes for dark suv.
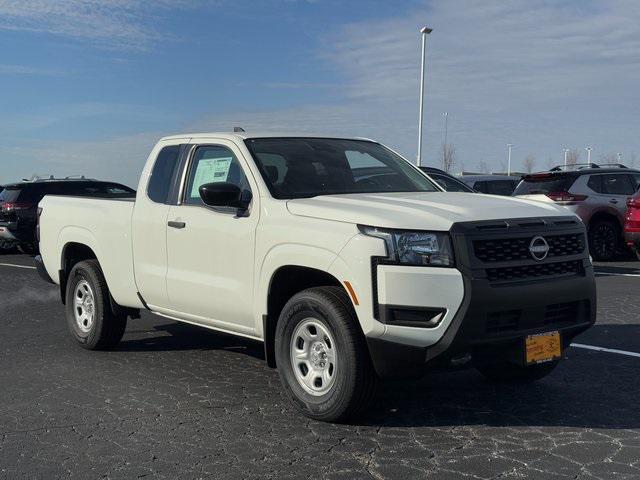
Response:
[513,164,640,260]
[418,166,476,192]
[0,178,135,253]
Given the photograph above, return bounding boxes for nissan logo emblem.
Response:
[529,236,550,261]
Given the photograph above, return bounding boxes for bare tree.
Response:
[566,149,581,166]
[599,152,618,164]
[546,157,555,170]
[477,160,489,173]
[523,154,536,173]
[442,143,456,173]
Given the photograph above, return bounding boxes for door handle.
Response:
[609,199,619,204]
[168,220,186,229]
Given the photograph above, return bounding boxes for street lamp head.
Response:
[420,26,433,34]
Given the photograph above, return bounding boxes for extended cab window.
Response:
[184,146,250,205]
[148,145,181,203]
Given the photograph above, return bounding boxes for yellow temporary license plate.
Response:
[525,331,562,365]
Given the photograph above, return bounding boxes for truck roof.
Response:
[159,132,375,142]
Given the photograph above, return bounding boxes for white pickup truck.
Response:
[36,133,596,422]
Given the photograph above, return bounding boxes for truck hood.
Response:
[286,192,569,230]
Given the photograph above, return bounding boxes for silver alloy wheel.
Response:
[74,280,95,333]
[290,318,337,396]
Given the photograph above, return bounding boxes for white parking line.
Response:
[595,272,640,278]
[571,343,640,358]
[0,262,36,270]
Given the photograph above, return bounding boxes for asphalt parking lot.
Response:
[1,254,639,479]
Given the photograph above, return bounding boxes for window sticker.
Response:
[190,157,233,197]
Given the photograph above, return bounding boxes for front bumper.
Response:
[367,268,595,378]
[366,216,596,379]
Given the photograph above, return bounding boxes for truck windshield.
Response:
[245,138,438,199]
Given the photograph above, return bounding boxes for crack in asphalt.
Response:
[2,260,640,479]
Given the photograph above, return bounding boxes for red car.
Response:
[624,190,640,260]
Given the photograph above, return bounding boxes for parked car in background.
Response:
[624,190,640,261]
[0,177,135,253]
[513,164,640,261]
[460,175,520,196]
[419,166,475,192]
[0,184,12,252]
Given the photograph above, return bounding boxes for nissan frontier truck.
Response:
[36,133,596,422]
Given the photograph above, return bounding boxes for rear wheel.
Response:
[275,286,377,422]
[65,259,127,350]
[0,239,16,252]
[589,218,620,261]
[476,360,559,383]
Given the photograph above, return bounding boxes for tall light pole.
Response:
[507,143,513,175]
[585,146,592,164]
[563,148,570,168]
[442,112,449,170]
[442,112,449,146]
[417,26,433,166]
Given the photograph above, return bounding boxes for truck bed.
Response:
[39,195,142,308]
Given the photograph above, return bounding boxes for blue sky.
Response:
[1,0,639,187]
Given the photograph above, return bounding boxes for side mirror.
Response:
[198,182,251,210]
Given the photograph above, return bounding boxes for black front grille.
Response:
[544,301,580,325]
[480,301,588,337]
[485,310,520,334]
[473,233,585,263]
[486,260,583,283]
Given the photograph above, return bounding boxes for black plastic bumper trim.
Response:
[34,255,54,284]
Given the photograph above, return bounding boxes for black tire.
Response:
[65,259,127,350]
[274,286,377,422]
[476,360,559,383]
[0,239,17,252]
[589,218,620,261]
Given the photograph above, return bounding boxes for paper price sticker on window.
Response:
[190,157,233,198]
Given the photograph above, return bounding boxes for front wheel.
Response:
[476,360,559,383]
[65,259,127,350]
[275,286,377,422]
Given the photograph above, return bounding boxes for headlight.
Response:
[359,226,454,267]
